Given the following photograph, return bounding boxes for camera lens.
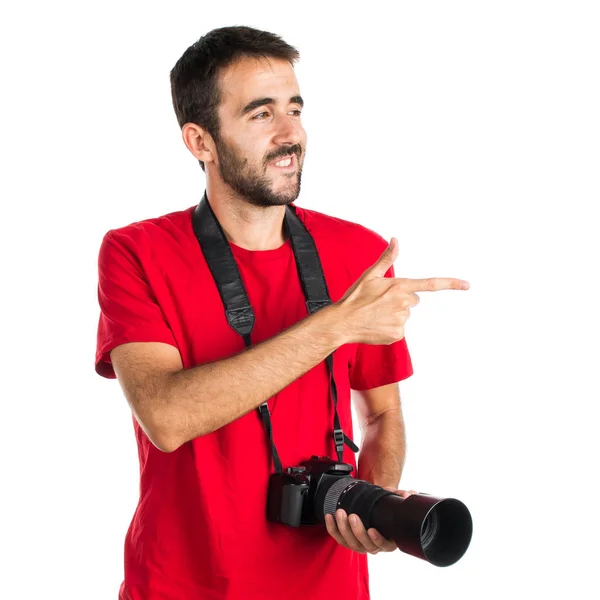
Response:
[318,477,472,567]
[420,509,439,550]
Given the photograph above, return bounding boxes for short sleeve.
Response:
[95,231,179,379]
[348,263,414,390]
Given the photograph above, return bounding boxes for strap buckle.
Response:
[333,428,345,452]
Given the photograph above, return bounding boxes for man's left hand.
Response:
[324,487,418,554]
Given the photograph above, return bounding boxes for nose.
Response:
[272,112,303,147]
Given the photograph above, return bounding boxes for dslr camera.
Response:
[267,455,472,567]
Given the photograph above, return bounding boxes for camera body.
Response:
[267,455,357,527]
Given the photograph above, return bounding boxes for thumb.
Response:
[368,237,398,278]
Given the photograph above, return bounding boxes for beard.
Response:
[214,134,303,208]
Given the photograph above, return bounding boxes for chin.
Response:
[271,196,296,207]
[280,189,300,203]
[268,185,298,202]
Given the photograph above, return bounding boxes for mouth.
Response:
[268,154,297,172]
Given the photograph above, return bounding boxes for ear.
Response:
[182,123,216,166]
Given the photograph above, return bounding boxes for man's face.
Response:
[212,56,307,208]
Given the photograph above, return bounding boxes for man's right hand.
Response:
[335,238,470,345]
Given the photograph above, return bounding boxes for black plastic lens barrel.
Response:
[323,478,473,567]
[368,491,472,567]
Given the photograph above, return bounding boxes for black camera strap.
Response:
[192,191,359,474]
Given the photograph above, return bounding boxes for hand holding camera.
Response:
[325,488,418,555]
[336,237,470,345]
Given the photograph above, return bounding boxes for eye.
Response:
[252,109,302,121]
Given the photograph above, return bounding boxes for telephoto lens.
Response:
[267,456,473,566]
[317,476,473,567]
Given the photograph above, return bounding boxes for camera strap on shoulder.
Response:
[192,191,359,474]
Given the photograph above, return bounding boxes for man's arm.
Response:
[110,302,348,453]
[109,236,424,454]
[353,382,406,489]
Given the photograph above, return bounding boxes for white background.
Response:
[1,1,598,598]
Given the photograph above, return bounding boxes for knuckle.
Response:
[426,279,436,291]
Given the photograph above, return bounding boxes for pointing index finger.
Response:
[400,278,470,292]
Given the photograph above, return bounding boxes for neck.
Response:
[204,178,289,251]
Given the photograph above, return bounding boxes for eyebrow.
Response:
[239,95,304,117]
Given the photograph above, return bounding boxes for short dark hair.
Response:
[169,26,300,172]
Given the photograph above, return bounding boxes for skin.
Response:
[177,55,465,555]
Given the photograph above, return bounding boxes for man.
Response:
[95,25,469,600]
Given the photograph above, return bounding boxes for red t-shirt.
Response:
[95,201,414,600]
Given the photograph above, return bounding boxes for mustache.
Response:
[266,145,302,164]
